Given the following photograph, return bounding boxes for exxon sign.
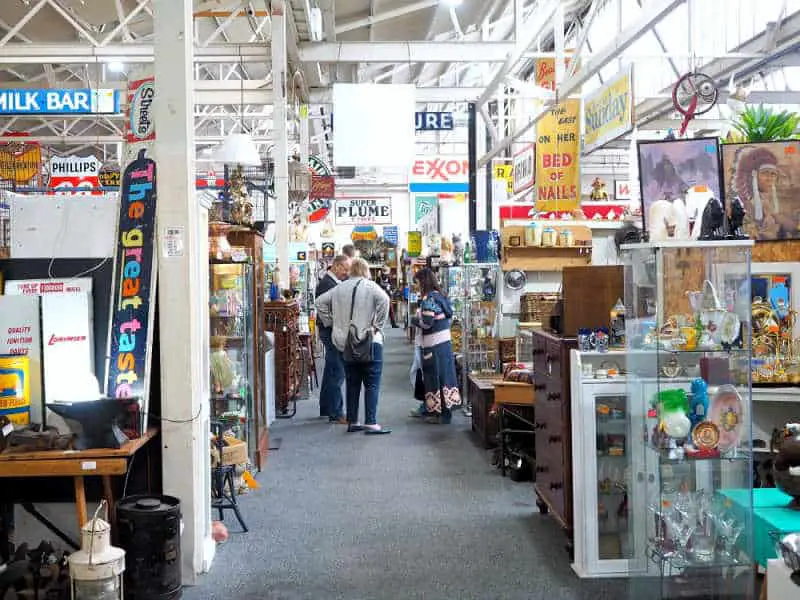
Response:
[409,156,469,193]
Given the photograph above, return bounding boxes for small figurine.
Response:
[726,194,747,239]
[590,177,609,201]
[699,196,725,240]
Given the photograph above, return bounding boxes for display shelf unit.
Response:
[501,245,592,272]
[264,300,302,418]
[209,260,257,464]
[620,240,755,599]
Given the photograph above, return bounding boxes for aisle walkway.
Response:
[185,329,627,600]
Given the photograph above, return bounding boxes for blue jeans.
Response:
[319,327,344,417]
[344,343,383,425]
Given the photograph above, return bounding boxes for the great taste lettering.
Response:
[585,90,629,131]
[106,149,157,402]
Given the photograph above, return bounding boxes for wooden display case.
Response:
[264,301,301,417]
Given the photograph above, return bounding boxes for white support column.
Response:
[153,0,214,583]
[272,0,289,284]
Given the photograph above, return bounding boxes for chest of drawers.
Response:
[531,329,576,549]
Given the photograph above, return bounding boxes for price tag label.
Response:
[162,226,185,258]
[81,461,97,471]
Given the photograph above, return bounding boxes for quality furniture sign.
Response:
[583,67,634,155]
[335,197,392,225]
[106,149,157,406]
[535,99,580,212]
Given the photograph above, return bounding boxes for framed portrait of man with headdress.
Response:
[722,141,800,241]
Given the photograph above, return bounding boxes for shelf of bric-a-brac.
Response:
[500,223,594,272]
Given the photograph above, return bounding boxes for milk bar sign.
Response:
[335,198,392,225]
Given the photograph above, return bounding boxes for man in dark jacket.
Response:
[316,255,351,421]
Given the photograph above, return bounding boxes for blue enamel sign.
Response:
[0,89,121,115]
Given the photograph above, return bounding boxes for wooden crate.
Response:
[561,265,624,337]
[520,292,560,324]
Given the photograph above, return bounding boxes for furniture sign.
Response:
[335,197,392,225]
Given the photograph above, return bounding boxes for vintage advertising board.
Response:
[335,197,392,225]
[722,141,800,241]
[535,99,581,212]
[41,293,94,404]
[534,57,573,91]
[409,155,469,193]
[0,297,40,424]
[0,356,31,427]
[0,88,120,116]
[583,67,634,155]
[105,149,157,424]
[48,155,102,195]
[512,144,535,195]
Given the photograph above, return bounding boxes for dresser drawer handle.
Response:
[549,482,563,491]
[536,466,549,474]
[547,392,561,401]
[548,435,562,444]
[534,421,546,430]
[534,384,546,391]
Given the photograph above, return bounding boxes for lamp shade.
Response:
[214,133,261,166]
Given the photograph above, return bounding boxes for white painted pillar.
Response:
[153,0,214,583]
[272,0,290,284]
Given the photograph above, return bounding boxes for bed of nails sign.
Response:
[106,148,156,400]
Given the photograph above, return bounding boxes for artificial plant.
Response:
[726,104,800,143]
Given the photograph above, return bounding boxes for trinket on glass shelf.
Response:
[589,177,609,201]
[751,278,799,384]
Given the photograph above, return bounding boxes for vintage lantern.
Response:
[68,503,125,600]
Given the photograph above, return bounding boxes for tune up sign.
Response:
[106,149,157,405]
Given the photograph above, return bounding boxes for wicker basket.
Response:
[520,292,560,324]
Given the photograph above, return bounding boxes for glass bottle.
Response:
[463,242,472,264]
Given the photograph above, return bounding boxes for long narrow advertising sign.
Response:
[106,149,157,416]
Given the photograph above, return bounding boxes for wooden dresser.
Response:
[531,328,577,553]
[264,301,301,417]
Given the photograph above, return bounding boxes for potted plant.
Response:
[725,104,800,143]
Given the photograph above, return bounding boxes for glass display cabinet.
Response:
[621,241,754,600]
[463,263,501,378]
[209,261,256,460]
[441,265,466,354]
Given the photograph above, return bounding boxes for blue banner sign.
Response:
[0,88,120,115]
[383,225,398,245]
[106,149,157,402]
[415,112,454,131]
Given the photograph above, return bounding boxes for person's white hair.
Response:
[349,257,370,278]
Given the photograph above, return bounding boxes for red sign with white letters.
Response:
[410,156,469,184]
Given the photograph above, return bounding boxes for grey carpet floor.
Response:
[184,329,640,600]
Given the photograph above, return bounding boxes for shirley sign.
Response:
[409,155,469,193]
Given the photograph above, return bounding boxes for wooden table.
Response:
[0,427,158,530]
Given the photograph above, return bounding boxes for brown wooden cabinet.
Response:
[531,328,576,552]
[264,301,301,417]
[226,228,269,470]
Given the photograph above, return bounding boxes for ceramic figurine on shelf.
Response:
[699,196,726,240]
[452,234,465,265]
[590,177,609,200]
[228,165,254,226]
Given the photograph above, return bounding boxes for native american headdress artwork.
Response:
[731,146,781,222]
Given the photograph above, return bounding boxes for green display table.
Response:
[721,488,800,567]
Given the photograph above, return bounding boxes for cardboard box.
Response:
[211,435,248,467]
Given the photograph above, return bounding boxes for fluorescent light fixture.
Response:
[443,0,463,5]
[214,133,262,166]
[108,61,125,73]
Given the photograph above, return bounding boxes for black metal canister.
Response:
[116,494,182,600]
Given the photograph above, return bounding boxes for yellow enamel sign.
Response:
[583,67,634,154]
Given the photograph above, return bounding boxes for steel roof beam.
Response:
[297,41,515,63]
[0,43,269,64]
[335,0,439,34]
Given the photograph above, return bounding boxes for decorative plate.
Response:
[708,385,744,451]
[692,421,720,450]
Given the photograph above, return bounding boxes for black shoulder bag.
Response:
[343,280,375,363]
